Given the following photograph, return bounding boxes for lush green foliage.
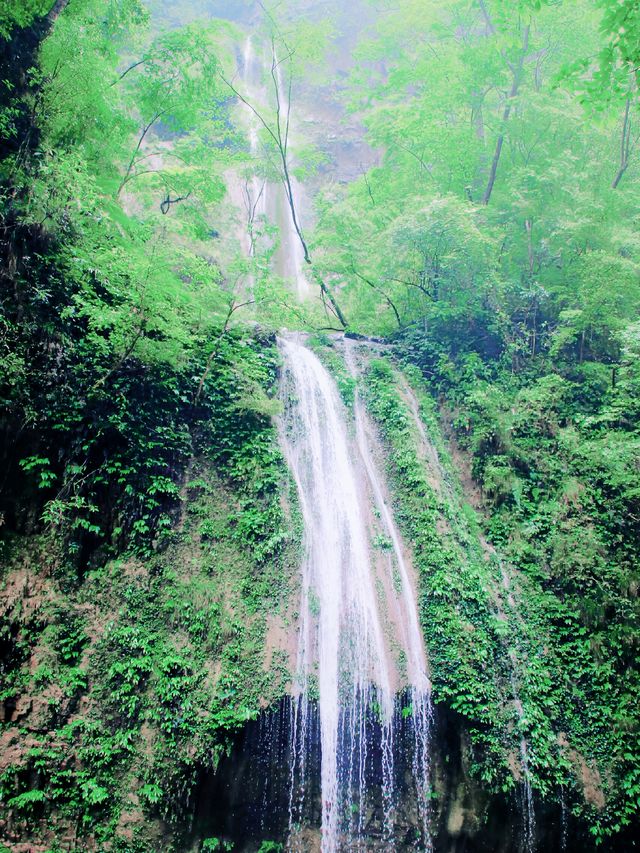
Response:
[303,1,640,839]
[0,2,298,849]
[362,355,639,842]
[1,0,242,562]
[2,0,640,847]
[1,448,297,848]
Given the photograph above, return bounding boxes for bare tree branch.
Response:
[482,23,530,205]
[242,179,266,255]
[220,35,348,328]
[396,142,434,177]
[117,109,169,197]
[161,191,191,214]
[351,268,402,327]
[111,58,148,86]
[193,298,256,406]
[612,95,632,189]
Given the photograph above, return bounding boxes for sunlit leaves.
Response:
[0,0,52,38]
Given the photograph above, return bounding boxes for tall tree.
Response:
[221,27,348,327]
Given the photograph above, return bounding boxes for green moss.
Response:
[363,353,640,840]
[0,337,301,851]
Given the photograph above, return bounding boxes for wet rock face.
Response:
[187,700,621,853]
[429,706,549,853]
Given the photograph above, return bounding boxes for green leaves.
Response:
[364,346,640,833]
[0,0,52,39]
[139,782,163,805]
[19,455,56,488]
[6,788,47,811]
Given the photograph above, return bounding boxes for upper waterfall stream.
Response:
[278,336,433,852]
[239,35,311,301]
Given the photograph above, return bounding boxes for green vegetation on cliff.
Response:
[305,0,640,840]
[362,354,638,843]
[1,0,639,848]
[0,2,298,848]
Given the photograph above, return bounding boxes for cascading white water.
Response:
[238,35,311,301]
[279,336,393,851]
[345,341,433,846]
[272,56,311,301]
[279,335,433,852]
[241,36,267,260]
[511,673,537,853]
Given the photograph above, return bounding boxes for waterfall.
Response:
[241,36,267,260]
[278,335,433,852]
[511,674,537,853]
[237,34,311,300]
[272,50,311,301]
[345,340,433,844]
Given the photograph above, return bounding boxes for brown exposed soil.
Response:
[507,749,524,782]
[557,733,606,809]
[440,406,484,512]
[264,611,298,683]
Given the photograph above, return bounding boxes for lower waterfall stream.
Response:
[278,336,433,852]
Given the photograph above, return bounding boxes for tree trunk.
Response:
[612,96,631,189]
[525,218,534,275]
[311,267,349,328]
[220,41,348,328]
[482,25,530,205]
[46,0,70,27]
[471,90,489,199]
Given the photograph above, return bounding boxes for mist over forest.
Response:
[1,1,639,851]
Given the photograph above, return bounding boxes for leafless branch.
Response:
[111,58,148,86]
